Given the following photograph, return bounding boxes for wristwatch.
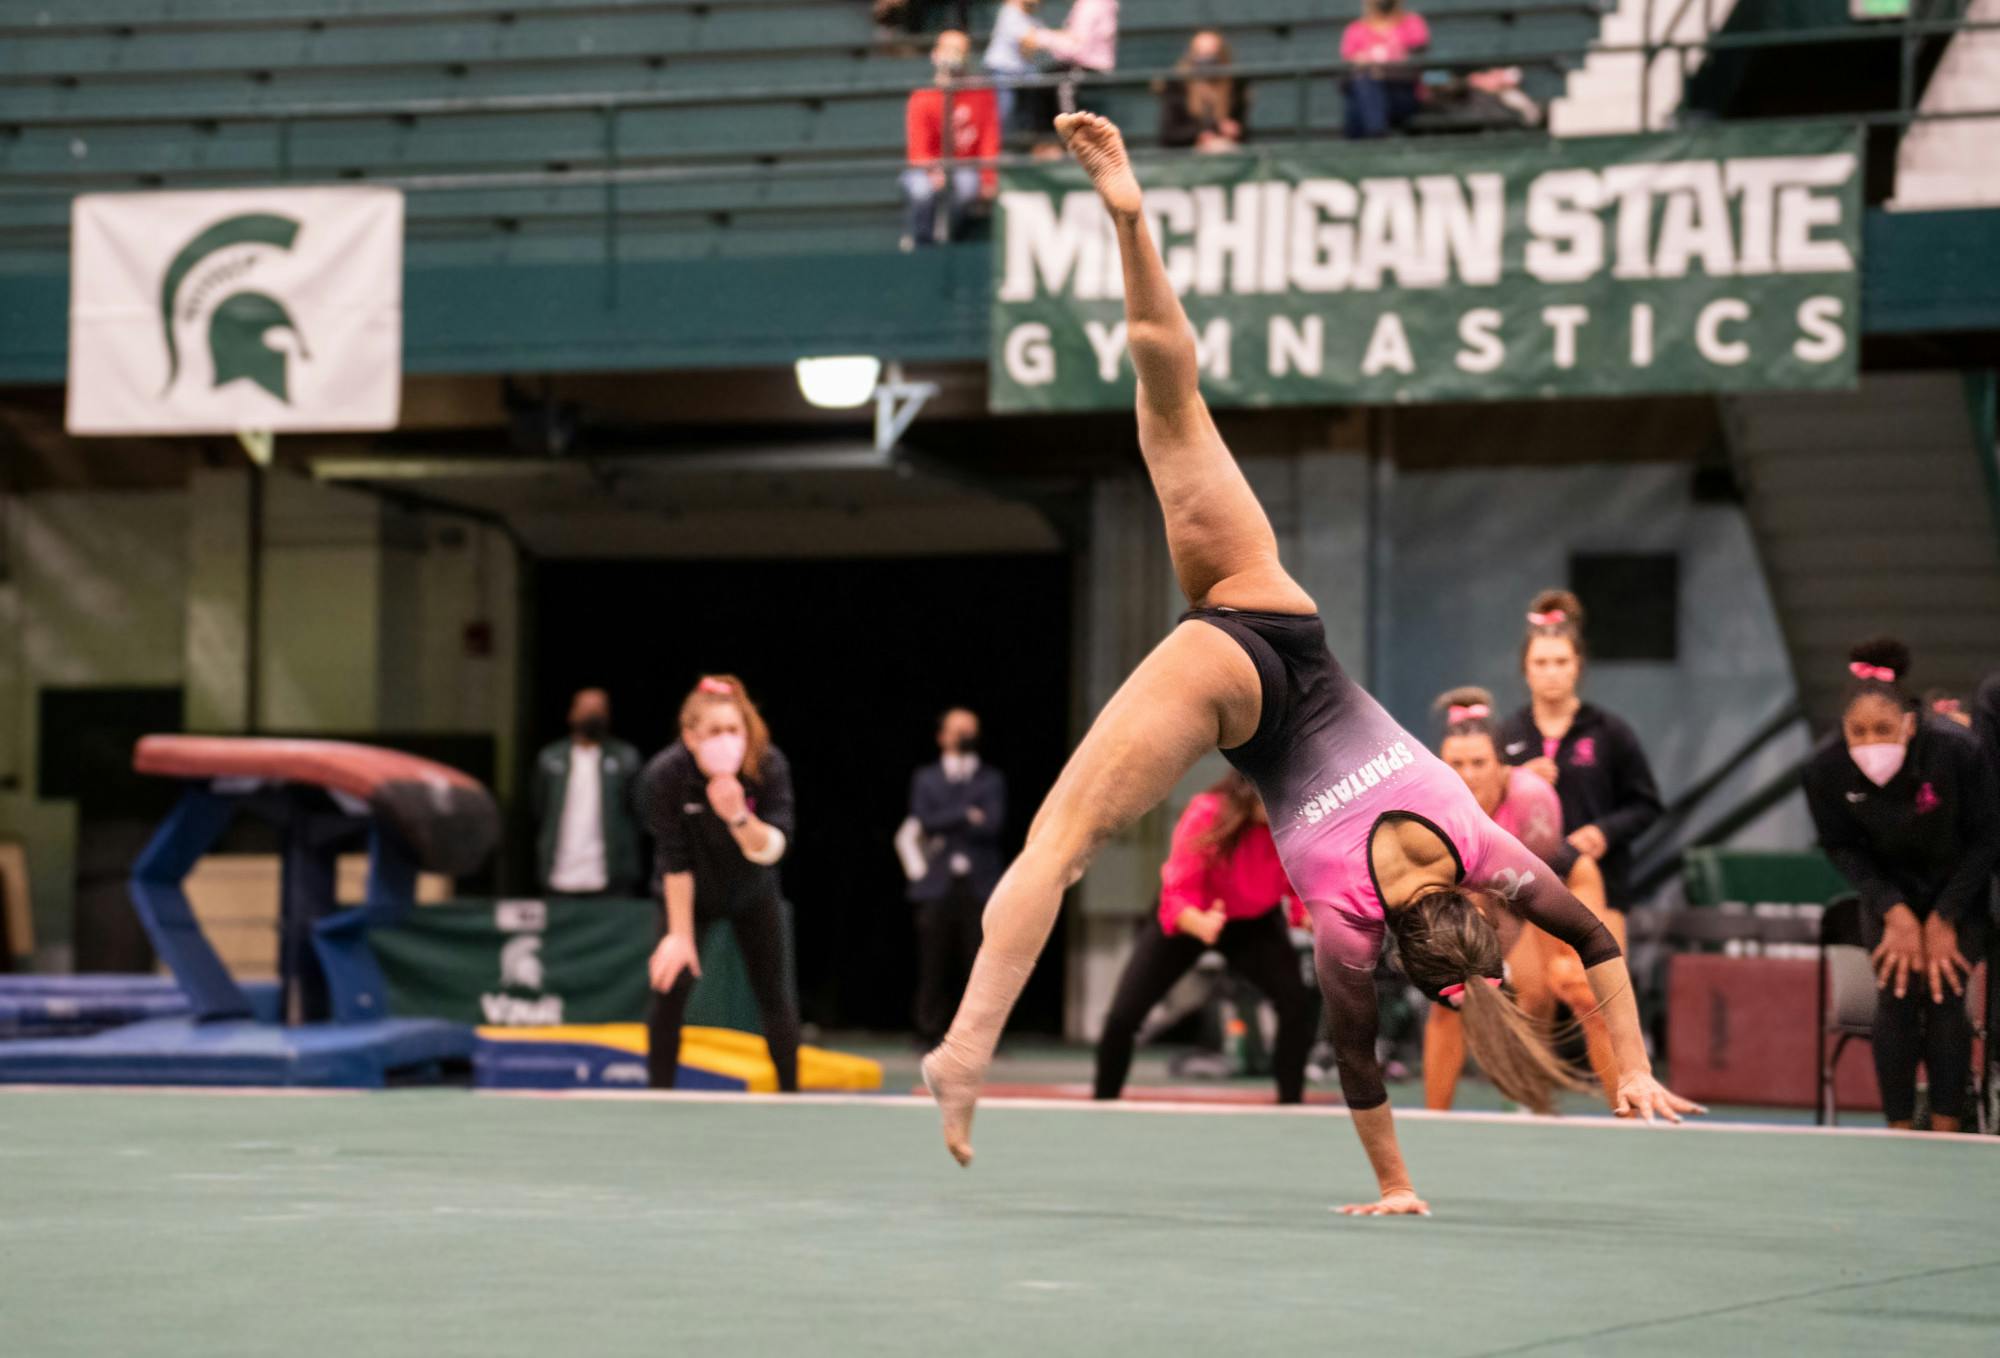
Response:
[731,814,751,829]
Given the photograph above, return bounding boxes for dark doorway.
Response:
[532,553,1075,1035]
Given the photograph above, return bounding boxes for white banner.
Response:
[66,186,403,435]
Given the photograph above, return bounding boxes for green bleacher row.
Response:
[3,22,1592,129]
[0,1,1598,83]
[0,0,1604,260]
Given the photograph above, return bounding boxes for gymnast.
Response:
[923,113,1701,1214]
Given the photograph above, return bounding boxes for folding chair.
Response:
[1816,896,1874,1127]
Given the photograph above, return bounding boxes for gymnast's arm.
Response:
[1319,926,1425,1214]
[1504,856,1700,1121]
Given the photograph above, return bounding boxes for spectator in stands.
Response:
[1804,639,1998,1132]
[1093,772,1314,1104]
[639,675,801,1092]
[1425,65,1543,132]
[874,1,970,39]
[902,29,1001,250]
[1022,0,1119,115]
[1158,30,1248,152]
[906,708,1007,1049]
[1341,0,1430,139]
[1497,591,1663,934]
[533,687,645,899]
[985,0,1049,142]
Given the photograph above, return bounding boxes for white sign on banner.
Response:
[66,186,403,435]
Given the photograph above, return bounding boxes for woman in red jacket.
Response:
[1093,771,1316,1103]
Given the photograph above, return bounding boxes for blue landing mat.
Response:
[472,1037,744,1093]
[0,1017,474,1087]
[0,976,282,1037]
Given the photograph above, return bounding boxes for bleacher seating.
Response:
[0,1,1609,265]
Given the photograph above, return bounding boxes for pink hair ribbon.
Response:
[1849,662,1896,683]
[1933,697,1964,717]
[1526,609,1567,626]
[697,677,735,696]
[1436,977,1503,1009]
[1447,703,1491,723]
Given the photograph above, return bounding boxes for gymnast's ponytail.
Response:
[1389,888,1589,1116]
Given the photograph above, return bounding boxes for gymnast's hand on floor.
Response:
[1338,1188,1430,1217]
[1614,1071,1705,1124]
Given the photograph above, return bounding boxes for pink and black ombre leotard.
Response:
[1185,607,1620,1110]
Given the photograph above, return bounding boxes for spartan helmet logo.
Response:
[158,212,309,404]
[499,935,546,992]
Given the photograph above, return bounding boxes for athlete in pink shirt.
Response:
[922,114,1700,1214]
[1424,688,1621,1111]
[1094,772,1315,1103]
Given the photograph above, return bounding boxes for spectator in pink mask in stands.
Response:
[1341,0,1429,138]
[638,674,800,1091]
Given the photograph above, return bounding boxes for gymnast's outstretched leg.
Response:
[923,113,1310,1164]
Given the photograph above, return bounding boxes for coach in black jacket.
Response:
[907,707,1007,1047]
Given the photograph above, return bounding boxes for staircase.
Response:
[1727,373,2000,729]
[1551,0,1744,136]
[1891,0,2000,209]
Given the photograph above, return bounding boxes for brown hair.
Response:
[1433,684,1499,747]
[678,673,772,781]
[1193,770,1264,856]
[1176,31,1236,128]
[1388,888,1589,1115]
[1520,588,1586,670]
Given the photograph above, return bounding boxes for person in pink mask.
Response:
[1805,639,1999,1131]
[638,673,799,1090]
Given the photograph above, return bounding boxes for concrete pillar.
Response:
[183,468,254,733]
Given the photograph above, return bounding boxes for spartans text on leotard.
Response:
[1296,741,1418,828]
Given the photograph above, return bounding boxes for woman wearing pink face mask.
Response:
[1804,637,1999,1131]
[637,673,799,1090]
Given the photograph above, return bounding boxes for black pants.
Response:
[1864,908,1985,1123]
[1094,907,1314,1104]
[915,877,985,1048]
[647,890,800,1092]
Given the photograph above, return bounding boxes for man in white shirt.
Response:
[533,688,645,898]
[906,707,1008,1047]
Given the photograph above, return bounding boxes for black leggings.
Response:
[647,891,800,1093]
[1873,987,1973,1123]
[1094,907,1314,1104]
[1865,910,1984,1124]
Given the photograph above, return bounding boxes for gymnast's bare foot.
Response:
[921,1042,981,1167]
[1055,112,1141,218]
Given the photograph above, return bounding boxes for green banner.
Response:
[373,897,789,1034]
[989,124,1862,411]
